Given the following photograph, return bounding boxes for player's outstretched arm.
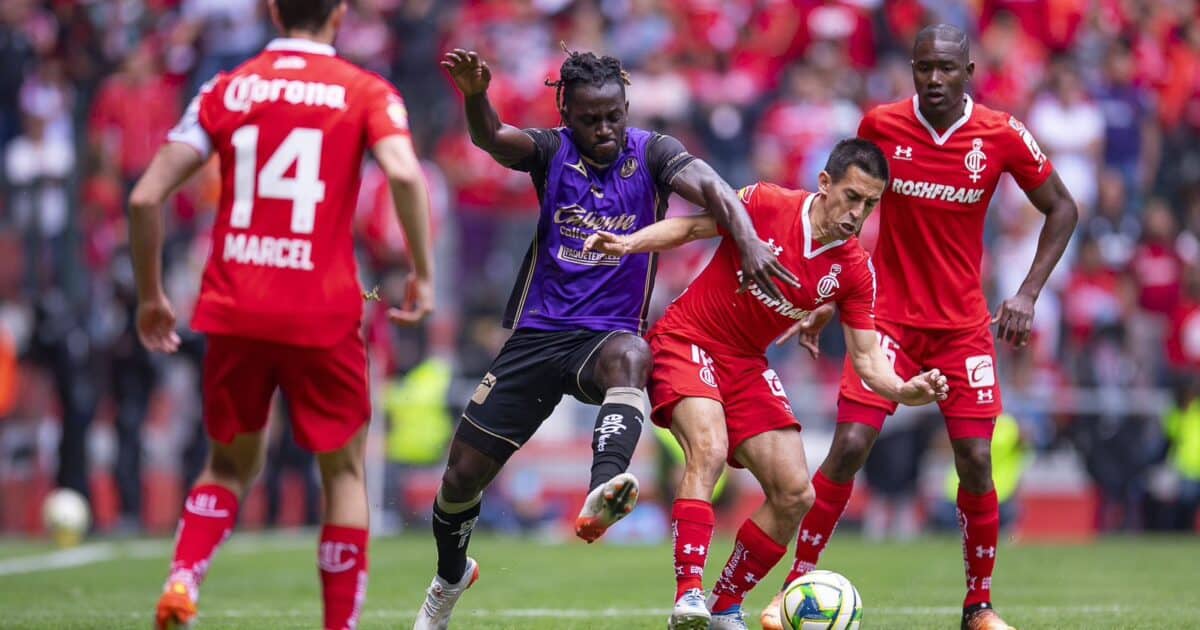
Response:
[440,48,536,167]
[127,142,206,354]
[774,302,837,359]
[843,324,948,406]
[993,172,1078,347]
[372,134,434,326]
[667,160,799,302]
[583,215,718,256]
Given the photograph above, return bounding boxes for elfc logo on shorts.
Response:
[964,355,995,388]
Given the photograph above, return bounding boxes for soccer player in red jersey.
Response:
[761,25,1079,630]
[127,2,433,629]
[586,139,949,630]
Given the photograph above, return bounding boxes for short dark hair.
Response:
[275,0,342,33]
[545,45,630,110]
[914,23,970,60]
[824,138,889,184]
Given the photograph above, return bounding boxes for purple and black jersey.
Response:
[502,127,696,334]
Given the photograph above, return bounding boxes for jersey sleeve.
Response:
[716,181,776,237]
[837,258,877,331]
[646,133,697,188]
[167,75,219,159]
[364,76,411,146]
[856,107,880,142]
[1001,115,1054,191]
[509,128,562,173]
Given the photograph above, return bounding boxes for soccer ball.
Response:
[42,488,90,548]
[781,570,863,630]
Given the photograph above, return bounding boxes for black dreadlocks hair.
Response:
[544,43,631,111]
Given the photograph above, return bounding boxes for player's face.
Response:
[562,82,628,166]
[818,165,885,239]
[911,38,974,118]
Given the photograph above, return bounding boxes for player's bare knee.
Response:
[828,430,874,478]
[595,334,651,388]
[681,428,727,477]
[768,477,815,523]
[953,440,993,493]
[684,447,725,487]
[440,461,488,502]
[317,448,364,486]
[207,448,260,490]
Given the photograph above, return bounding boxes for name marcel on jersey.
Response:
[223,73,347,112]
[891,177,984,204]
[223,233,315,271]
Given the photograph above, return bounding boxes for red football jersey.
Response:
[168,38,410,347]
[860,95,1054,329]
[651,183,876,355]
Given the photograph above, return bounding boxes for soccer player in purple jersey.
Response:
[413,48,798,629]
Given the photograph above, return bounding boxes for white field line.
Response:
[0,535,312,577]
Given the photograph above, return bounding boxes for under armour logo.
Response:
[765,238,783,256]
[799,530,823,546]
[744,572,758,584]
[977,389,994,403]
[184,493,229,519]
[975,545,995,558]
[682,544,706,556]
[894,145,913,160]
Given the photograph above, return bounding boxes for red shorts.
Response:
[838,320,1001,440]
[202,331,370,453]
[647,332,799,468]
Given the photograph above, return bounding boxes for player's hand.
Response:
[897,369,948,406]
[737,238,799,302]
[136,295,180,354]
[774,302,836,359]
[992,292,1035,347]
[440,49,491,97]
[583,231,630,256]
[388,273,434,326]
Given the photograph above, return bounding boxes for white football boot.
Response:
[413,557,479,630]
[708,593,749,630]
[667,588,710,630]
[574,472,639,543]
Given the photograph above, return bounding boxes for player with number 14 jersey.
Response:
[170,38,415,346]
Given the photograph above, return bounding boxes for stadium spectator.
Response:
[88,41,182,188]
[1028,62,1104,216]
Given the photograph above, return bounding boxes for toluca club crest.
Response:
[965,138,987,182]
[815,264,842,304]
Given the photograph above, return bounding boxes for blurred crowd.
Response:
[0,0,1198,536]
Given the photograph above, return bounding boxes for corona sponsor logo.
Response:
[224,74,347,112]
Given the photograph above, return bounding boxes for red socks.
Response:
[957,488,1000,608]
[710,519,786,612]
[168,484,239,598]
[671,499,714,600]
[319,525,369,630]
[784,470,853,585]
[167,485,369,629]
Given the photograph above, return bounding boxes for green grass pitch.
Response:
[0,532,1196,628]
